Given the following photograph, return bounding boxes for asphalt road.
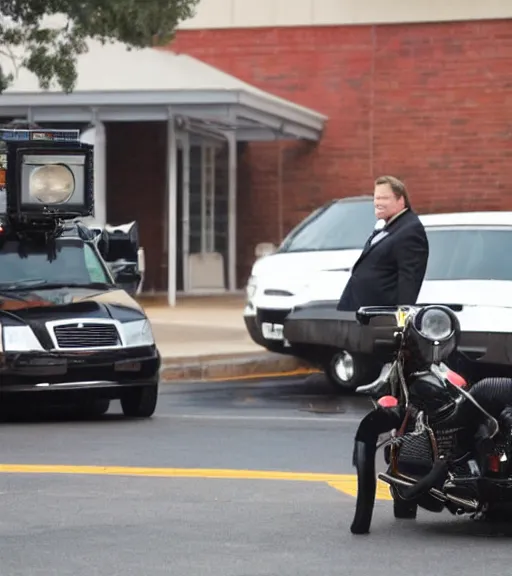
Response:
[0,374,509,576]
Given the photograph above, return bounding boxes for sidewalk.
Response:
[140,294,314,382]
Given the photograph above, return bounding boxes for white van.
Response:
[243,195,375,351]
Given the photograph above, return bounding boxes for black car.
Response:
[0,222,160,417]
[0,123,160,417]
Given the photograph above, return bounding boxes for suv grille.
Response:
[53,323,120,349]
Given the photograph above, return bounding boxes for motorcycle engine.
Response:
[394,372,470,478]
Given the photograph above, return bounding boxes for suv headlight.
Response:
[121,320,155,347]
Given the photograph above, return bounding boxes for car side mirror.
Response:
[255,242,276,259]
[110,262,142,296]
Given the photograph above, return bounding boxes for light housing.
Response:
[406,305,461,366]
[1,129,94,221]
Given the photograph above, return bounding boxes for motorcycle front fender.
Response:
[350,406,403,535]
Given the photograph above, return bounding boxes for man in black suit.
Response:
[336,175,429,311]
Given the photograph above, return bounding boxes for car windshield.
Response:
[0,238,113,289]
[278,199,376,253]
[425,226,512,281]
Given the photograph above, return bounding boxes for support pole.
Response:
[93,117,107,227]
[167,109,178,307]
[227,130,237,291]
[181,132,191,292]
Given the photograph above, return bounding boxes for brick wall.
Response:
[106,121,168,292]
[170,20,512,286]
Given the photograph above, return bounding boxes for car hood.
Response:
[250,249,362,294]
[0,286,146,324]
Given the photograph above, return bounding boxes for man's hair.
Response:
[375,175,411,208]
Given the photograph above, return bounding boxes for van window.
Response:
[279,199,376,253]
[425,227,512,281]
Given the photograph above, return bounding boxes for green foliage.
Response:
[0,0,200,93]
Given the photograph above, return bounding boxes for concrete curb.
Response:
[160,351,319,383]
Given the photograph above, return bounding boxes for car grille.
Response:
[52,322,120,349]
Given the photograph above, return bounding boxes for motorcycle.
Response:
[349,303,512,535]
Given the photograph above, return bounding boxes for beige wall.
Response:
[179,0,512,29]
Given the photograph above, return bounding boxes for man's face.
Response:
[373,183,405,221]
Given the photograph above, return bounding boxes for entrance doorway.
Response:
[180,140,229,293]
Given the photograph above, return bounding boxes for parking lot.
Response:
[1,375,509,576]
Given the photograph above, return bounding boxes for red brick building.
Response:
[1,3,511,303]
[171,14,512,287]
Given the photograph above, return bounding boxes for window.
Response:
[424,227,512,281]
[279,199,376,253]
[0,239,112,286]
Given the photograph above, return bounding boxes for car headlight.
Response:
[121,320,155,347]
[246,276,257,300]
[2,325,44,352]
[418,308,453,341]
[29,164,75,204]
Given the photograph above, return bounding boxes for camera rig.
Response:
[0,127,94,243]
[0,125,143,291]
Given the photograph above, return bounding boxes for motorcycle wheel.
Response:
[390,487,418,519]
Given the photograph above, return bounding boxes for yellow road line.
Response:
[205,367,320,383]
[0,464,391,500]
[0,464,348,482]
[328,480,393,501]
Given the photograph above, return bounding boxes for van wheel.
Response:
[323,351,375,392]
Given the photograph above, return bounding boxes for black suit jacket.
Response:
[336,209,429,311]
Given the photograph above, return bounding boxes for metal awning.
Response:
[0,41,327,141]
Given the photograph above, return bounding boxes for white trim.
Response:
[0,89,239,107]
[236,129,296,141]
[238,92,325,131]
[0,89,326,141]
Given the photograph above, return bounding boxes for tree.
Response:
[0,0,200,93]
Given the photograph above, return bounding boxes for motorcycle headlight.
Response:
[121,319,155,347]
[417,307,454,341]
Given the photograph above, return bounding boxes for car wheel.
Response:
[120,384,158,418]
[323,351,372,392]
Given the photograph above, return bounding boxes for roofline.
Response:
[0,88,327,140]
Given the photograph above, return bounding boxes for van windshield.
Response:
[279,199,376,253]
[425,227,512,281]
